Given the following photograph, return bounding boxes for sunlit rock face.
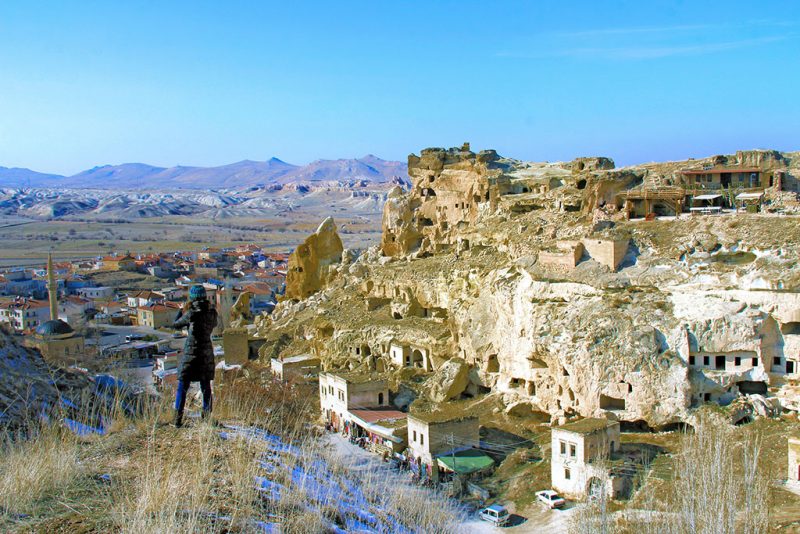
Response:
[258,145,800,428]
[284,217,344,301]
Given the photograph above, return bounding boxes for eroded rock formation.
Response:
[258,145,800,428]
[284,217,344,300]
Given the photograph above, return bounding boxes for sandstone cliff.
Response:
[283,217,344,300]
[258,146,800,428]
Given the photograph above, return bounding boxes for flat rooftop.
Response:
[555,417,618,435]
[274,354,319,364]
[408,411,479,425]
[321,370,385,385]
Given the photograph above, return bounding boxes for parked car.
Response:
[478,504,510,526]
[125,333,145,343]
[536,489,565,509]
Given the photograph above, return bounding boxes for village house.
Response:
[682,166,772,192]
[127,290,162,309]
[136,303,179,329]
[406,414,492,482]
[270,353,320,382]
[239,283,276,315]
[620,187,686,219]
[58,295,94,324]
[155,287,184,301]
[389,340,433,371]
[76,286,115,300]
[0,298,50,332]
[318,372,390,431]
[147,264,173,278]
[551,418,621,500]
[197,247,224,261]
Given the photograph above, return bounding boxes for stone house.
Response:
[551,418,621,499]
[271,353,320,382]
[136,303,178,329]
[406,414,492,481]
[538,241,584,272]
[318,372,389,431]
[581,238,629,272]
[389,340,433,371]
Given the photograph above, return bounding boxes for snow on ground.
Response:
[325,433,575,533]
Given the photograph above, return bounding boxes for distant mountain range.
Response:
[0,155,408,190]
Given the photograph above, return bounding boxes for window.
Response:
[378,392,384,405]
[703,356,710,366]
[704,393,711,402]
[752,357,759,366]
[689,356,695,366]
[735,356,741,366]
[774,357,781,366]
[413,431,417,442]
[569,444,576,458]
[420,434,424,446]
[560,441,566,455]
[564,468,571,480]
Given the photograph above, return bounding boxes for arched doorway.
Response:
[411,349,424,368]
[587,477,604,502]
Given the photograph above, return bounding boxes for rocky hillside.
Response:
[0,329,137,432]
[253,144,800,429]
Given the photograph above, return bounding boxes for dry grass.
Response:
[0,374,466,533]
[569,413,779,534]
[0,425,84,516]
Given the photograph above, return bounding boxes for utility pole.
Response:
[449,433,456,476]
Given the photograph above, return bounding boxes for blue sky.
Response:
[0,1,798,174]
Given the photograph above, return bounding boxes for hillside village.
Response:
[4,144,800,530]
[234,144,800,514]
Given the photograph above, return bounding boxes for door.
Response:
[788,360,795,374]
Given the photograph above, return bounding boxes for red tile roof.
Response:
[349,409,407,423]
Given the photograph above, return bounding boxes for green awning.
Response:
[436,449,494,474]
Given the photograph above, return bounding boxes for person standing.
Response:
[172,285,218,427]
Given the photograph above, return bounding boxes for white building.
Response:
[407,414,480,466]
[551,418,621,499]
[389,340,433,371]
[406,414,493,481]
[318,372,389,431]
[0,298,51,332]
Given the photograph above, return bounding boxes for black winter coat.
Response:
[173,300,219,382]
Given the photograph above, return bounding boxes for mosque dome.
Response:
[35,319,75,338]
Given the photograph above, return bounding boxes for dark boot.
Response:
[173,411,183,428]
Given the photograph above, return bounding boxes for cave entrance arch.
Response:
[411,349,425,369]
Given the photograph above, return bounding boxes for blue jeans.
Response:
[175,379,213,417]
